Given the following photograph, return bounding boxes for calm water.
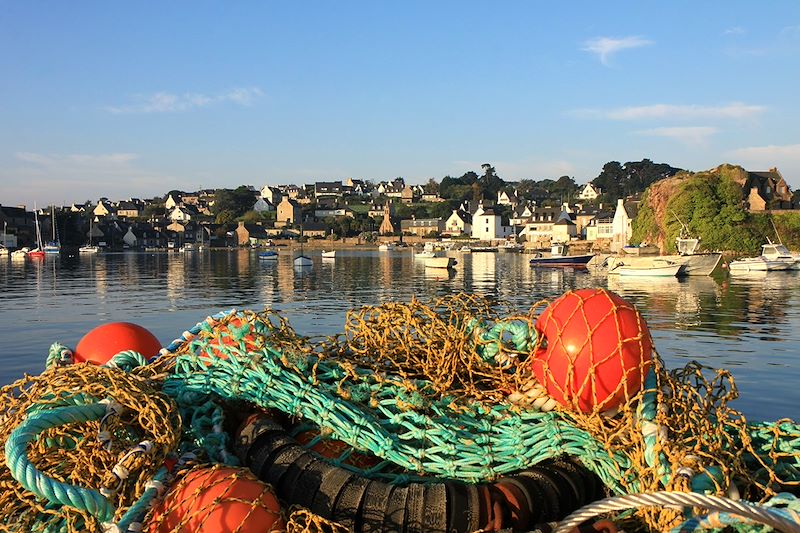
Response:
[1,248,798,422]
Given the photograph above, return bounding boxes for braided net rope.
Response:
[0,364,180,532]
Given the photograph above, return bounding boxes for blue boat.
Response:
[530,244,594,268]
[258,251,278,260]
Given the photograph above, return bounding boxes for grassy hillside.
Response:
[631,164,800,254]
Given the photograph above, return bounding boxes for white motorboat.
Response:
[378,242,395,251]
[757,242,800,270]
[728,256,791,273]
[415,251,437,259]
[321,250,336,259]
[79,245,100,254]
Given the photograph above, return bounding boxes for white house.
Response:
[611,198,637,252]
[497,189,519,208]
[169,205,198,222]
[444,209,472,236]
[165,194,180,209]
[260,186,282,206]
[578,183,601,201]
[471,204,512,241]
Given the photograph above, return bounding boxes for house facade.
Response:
[276,197,301,227]
[471,205,512,241]
[578,183,601,201]
[400,218,444,236]
[444,210,472,236]
[611,198,638,252]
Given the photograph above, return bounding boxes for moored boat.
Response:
[530,244,594,268]
[321,250,336,259]
[378,242,395,251]
[607,261,683,277]
[258,251,278,260]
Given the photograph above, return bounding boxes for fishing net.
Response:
[0,290,798,532]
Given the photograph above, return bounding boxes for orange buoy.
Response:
[531,289,653,413]
[147,465,284,533]
[74,322,161,365]
[295,429,381,469]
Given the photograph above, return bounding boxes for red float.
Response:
[531,288,653,413]
[295,429,381,469]
[147,466,285,533]
[74,322,161,365]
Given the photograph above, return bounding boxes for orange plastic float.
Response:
[295,429,381,469]
[531,288,653,413]
[73,322,161,365]
[147,465,285,532]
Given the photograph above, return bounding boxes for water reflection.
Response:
[1,250,799,421]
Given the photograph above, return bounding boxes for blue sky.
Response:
[1,1,799,207]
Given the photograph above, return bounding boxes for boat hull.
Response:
[728,258,791,272]
[608,264,682,277]
[530,254,594,268]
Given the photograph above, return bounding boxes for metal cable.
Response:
[553,491,800,533]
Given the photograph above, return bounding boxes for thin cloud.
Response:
[571,102,765,120]
[724,27,746,36]
[582,36,653,65]
[637,127,718,145]
[106,87,263,114]
[729,144,800,160]
[1,152,172,206]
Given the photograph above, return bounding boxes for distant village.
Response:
[0,162,794,253]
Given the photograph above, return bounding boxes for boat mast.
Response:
[34,205,43,249]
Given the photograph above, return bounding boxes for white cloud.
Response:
[637,126,718,145]
[729,144,800,160]
[724,27,746,36]
[582,36,653,65]
[106,87,264,114]
[571,102,765,121]
[727,144,800,185]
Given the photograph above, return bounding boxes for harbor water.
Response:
[0,248,798,422]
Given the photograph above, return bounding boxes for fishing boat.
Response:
[415,250,437,259]
[43,206,60,254]
[607,261,683,277]
[498,241,523,252]
[258,250,278,260]
[529,244,594,268]
[321,250,336,259]
[424,256,456,269]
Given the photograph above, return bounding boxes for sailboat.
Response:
[293,224,312,267]
[28,205,45,259]
[0,222,9,257]
[80,217,99,253]
[43,206,61,254]
[321,229,336,258]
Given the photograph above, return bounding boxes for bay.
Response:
[0,248,798,423]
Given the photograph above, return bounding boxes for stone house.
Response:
[276,197,301,227]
